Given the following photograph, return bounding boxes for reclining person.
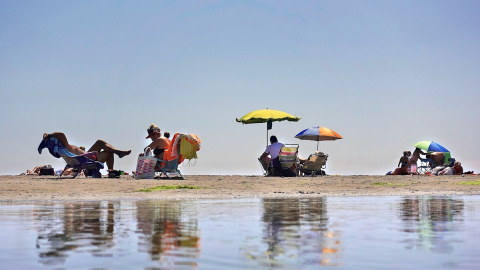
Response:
[42,132,131,171]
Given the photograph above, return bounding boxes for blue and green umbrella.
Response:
[413,141,451,164]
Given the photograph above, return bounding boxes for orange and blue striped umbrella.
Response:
[295,126,343,150]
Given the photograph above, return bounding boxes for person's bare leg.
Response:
[44,132,84,155]
[88,140,131,158]
[97,152,114,170]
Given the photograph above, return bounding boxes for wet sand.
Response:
[0,175,480,202]
[0,174,479,202]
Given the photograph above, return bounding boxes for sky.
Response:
[1,0,479,176]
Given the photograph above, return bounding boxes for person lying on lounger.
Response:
[42,132,131,171]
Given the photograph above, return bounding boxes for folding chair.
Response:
[38,137,104,178]
[278,144,299,177]
[154,133,201,179]
[418,158,435,174]
[299,152,328,177]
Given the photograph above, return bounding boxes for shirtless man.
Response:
[425,152,445,167]
[42,132,131,170]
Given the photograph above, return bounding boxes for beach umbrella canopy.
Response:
[236,108,301,146]
[295,126,343,150]
[413,141,451,165]
[413,141,449,153]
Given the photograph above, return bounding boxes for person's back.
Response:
[259,135,284,175]
[265,141,284,159]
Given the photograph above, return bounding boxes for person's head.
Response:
[79,146,86,151]
[146,123,161,139]
[403,151,408,157]
[270,135,278,144]
[407,151,412,156]
[164,132,170,139]
[454,161,462,168]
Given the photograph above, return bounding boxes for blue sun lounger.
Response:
[38,137,104,178]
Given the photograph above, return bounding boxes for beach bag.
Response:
[39,165,55,176]
[135,156,157,179]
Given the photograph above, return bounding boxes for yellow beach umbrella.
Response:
[236,108,301,146]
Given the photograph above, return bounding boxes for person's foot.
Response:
[118,150,131,158]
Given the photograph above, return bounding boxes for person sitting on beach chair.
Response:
[41,132,131,171]
[142,123,171,160]
[298,151,328,176]
[259,135,284,176]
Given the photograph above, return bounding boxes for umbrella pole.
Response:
[266,125,269,147]
[317,141,319,151]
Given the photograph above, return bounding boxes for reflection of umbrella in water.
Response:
[236,108,301,146]
[413,141,451,163]
[295,126,343,151]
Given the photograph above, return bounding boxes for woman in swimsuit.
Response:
[409,148,427,166]
[143,123,170,160]
[390,151,410,175]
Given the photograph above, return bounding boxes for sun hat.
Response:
[146,123,161,139]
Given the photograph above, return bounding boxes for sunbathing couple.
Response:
[390,148,462,175]
[42,124,171,172]
[43,124,172,170]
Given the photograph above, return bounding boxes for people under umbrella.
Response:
[388,148,464,175]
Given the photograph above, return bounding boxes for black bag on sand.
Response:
[39,165,55,176]
[108,170,121,178]
[282,168,297,177]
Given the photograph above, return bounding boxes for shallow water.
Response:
[0,196,479,269]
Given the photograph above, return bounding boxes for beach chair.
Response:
[38,137,104,178]
[299,152,328,177]
[154,133,185,179]
[278,144,299,177]
[418,158,435,174]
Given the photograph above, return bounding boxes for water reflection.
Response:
[399,197,464,253]
[34,201,201,268]
[136,201,200,267]
[243,197,342,268]
[1,196,477,269]
[35,201,116,265]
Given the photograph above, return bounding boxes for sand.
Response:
[0,174,479,202]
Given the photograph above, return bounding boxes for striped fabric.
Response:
[279,145,299,169]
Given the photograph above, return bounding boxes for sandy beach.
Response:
[0,174,479,202]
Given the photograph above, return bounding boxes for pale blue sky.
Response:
[1,0,479,175]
